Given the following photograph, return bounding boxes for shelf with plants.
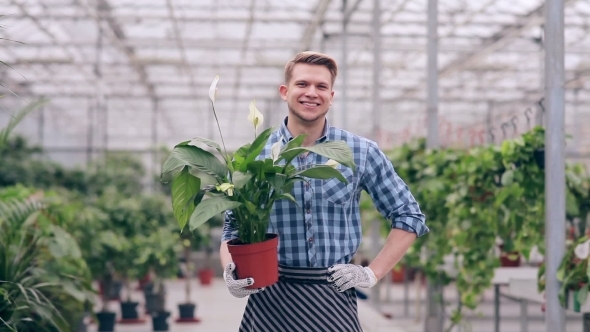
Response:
[366,126,590,331]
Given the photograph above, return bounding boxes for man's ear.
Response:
[279,85,288,101]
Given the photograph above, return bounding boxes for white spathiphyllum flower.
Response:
[574,240,590,260]
[325,159,339,169]
[216,183,235,196]
[271,141,281,162]
[248,99,264,132]
[209,75,219,103]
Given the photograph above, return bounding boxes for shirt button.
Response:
[309,237,314,243]
[306,209,311,214]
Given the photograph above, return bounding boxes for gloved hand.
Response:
[223,262,265,298]
[327,264,377,292]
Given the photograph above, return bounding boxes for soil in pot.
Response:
[95,311,116,332]
[151,311,171,331]
[227,233,279,289]
[198,268,214,285]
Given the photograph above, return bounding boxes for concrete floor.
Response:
[372,280,586,332]
[86,278,409,332]
[86,276,588,332]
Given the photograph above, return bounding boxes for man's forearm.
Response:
[368,228,417,280]
[220,240,233,268]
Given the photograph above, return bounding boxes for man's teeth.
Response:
[302,102,318,106]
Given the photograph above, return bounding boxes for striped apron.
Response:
[239,264,363,332]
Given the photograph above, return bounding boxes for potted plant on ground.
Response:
[134,226,181,331]
[160,76,356,288]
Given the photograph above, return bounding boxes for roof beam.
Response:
[395,0,580,100]
[10,38,590,54]
[164,0,200,101]
[6,10,549,26]
[299,0,332,51]
[10,0,96,88]
[74,0,155,97]
[10,91,588,106]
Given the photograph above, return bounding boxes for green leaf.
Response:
[268,173,288,190]
[188,136,223,155]
[281,134,307,151]
[240,127,275,171]
[0,98,48,149]
[295,165,348,183]
[566,190,580,217]
[189,197,242,231]
[171,167,201,229]
[162,145,228,180]
[577,285,589,305]
[232,171,253,190]
[279,140,356,171]
[501,170,514,186]
[232,143,251,170]
[277,193,297,204]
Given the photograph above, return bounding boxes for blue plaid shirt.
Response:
[222,117,428,268]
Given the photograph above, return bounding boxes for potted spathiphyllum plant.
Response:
[161,76,356,288]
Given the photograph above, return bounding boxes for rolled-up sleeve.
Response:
[361,141,429,237]
[221,210,239,241]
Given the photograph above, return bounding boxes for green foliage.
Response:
[0,194,94,332]
[377,126,590,330]
[0,98,47,150]
[161,78,356,244]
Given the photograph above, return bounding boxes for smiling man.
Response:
[220,51,429,332]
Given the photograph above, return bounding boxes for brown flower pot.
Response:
[500,250,521,267]
[227,233,279,289]
[391,265,405,283]
[198,268,214,286]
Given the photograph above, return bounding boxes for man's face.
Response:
[279,63,334,124]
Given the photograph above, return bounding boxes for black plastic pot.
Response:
[178,303,196,319]
[534,148,545,169]
[120,301,139,320]
[151,311,171,331]
[96,311,116,332]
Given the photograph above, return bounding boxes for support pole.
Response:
[544,0,566,331]
[38,105,45,147]
[426,0,439,150]
[371,0,381,139]
[370,0,382,309]
[424,0,443,331]
[341,0,348,130]
[86,97,93,166]
[151,97,159,192]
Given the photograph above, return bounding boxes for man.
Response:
[220,51,428,331]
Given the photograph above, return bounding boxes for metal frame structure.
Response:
[2,0,590,158]
[0,0,587,330]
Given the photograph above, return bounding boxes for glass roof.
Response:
[1,0,589,168]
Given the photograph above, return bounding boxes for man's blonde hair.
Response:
[284,51,338,87]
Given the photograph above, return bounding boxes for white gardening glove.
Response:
[327,264,377,292]
[223,262,265,298]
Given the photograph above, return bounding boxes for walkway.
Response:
[87,278,412,332]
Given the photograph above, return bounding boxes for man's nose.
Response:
[305,86,318,97]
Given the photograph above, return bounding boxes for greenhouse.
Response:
[1,0,589,331]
